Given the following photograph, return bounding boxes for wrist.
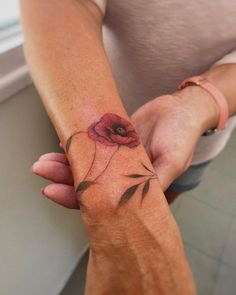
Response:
[66,135,165,216]
[203,64,236,117]
[173,85,220,135]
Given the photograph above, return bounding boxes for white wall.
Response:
[0,85,88,295]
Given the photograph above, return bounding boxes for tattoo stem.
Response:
[82,141,97,181]
[93,145,120,182]
[66,131,87,153]
[136,175,158,186]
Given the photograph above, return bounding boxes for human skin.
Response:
[20,0,198,293]
[33,63,236,207]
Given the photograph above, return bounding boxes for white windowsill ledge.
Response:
[0,62,31,103]
[0,25,32,103]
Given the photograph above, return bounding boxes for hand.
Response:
[31,86,218,208]
[130,88,218,191]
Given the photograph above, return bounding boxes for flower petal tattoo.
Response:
[65,113,157,207]
[88,113,140,148]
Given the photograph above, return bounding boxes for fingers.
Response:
[33,152,77,209]
[32,160,73,185]
[41,183,78,209]
[39,152,69,165]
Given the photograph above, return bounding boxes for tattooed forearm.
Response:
[65,113,157,207]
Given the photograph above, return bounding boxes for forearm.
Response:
[20,0,166,218]
[20,0,125,145]
[20,1,195,294]
[20,0,159,215]
[20,0,130,203]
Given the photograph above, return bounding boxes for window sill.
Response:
[0,25,32,103]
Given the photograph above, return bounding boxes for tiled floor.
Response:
[61,131,236,295]
[172,130,236,295]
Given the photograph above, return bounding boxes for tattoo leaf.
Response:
[141,179,150,204]
[118,184,139,207]
[76,181,95,193]
[125,174,146,178]
[66,135,73,153]
[141,162,154,174]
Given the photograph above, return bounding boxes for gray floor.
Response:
[172,130,236,295]
[61,131,236,295]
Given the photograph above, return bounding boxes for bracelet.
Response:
[178,75,229,135]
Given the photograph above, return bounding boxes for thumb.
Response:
[153,154,193,192]
[153,159,177,192]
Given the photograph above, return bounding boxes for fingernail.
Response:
[31,162,40,174]
[41,187,46,196]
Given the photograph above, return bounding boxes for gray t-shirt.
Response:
[93,0,236,164]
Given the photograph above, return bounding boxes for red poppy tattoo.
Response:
[65,113,157,208]
[88,113,140,148]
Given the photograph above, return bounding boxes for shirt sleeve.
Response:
[91,0,107,17]
[211,49,236,68]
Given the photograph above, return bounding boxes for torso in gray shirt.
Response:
[93,0,236,164]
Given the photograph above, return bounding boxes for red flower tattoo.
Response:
[65,113,157,207]
[87,113,140,148]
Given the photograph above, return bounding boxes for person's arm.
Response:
[20,1,195,294]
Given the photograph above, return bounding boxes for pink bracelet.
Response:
[178,75,229,133]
